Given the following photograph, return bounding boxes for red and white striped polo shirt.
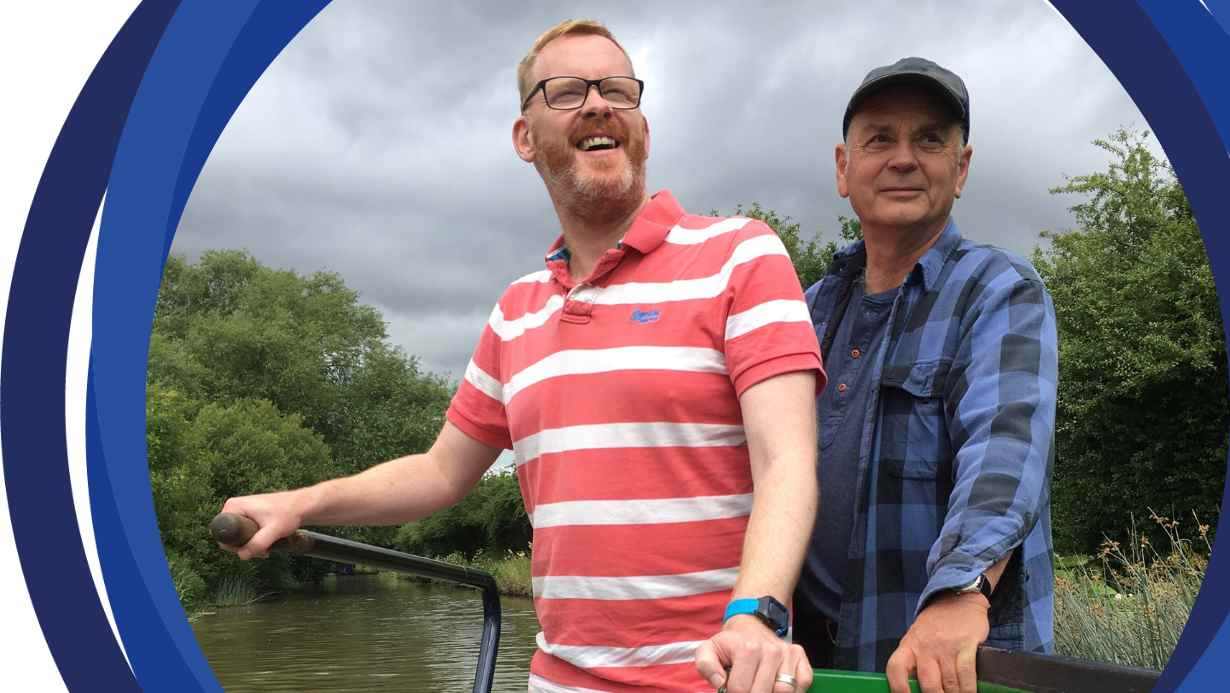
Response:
[446,190,825,692]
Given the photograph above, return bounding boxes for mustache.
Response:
[570,121,629,143]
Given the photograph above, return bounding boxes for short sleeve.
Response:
[446,302,513,450]
[721,220,826,396]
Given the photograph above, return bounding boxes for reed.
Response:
[1054,511,1209,670]
[207,573,275,607]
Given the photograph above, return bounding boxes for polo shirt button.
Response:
[850,348,861,359]
[837,383,848,393]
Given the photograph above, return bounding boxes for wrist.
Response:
[292,484,326,525]
[932,571,993,606]
[723,596,790,637]
[723,613,771,631]
[929,587,991,611]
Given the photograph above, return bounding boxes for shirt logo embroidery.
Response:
[630,309,661,324]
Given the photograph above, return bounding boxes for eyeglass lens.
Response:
[545,77,640,109]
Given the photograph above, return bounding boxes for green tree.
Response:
[150,390,336,600]
[393,468,531,559]
[1033,128,1227,553]
[722,202,862,288]
[149,251,458,605]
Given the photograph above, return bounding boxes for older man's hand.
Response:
[695,615,812,693]
[886,592,990,693]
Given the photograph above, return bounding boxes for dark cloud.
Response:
[174,0,1151,377]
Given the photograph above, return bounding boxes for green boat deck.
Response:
[806,668,1029,693]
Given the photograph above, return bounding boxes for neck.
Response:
[860,218,948,293]
[549,190,650,281]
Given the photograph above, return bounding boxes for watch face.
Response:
[759,597,789,636]
[956,577,982,593]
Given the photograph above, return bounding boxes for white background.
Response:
[1,2,141,689]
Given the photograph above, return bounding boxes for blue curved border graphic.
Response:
[91,1,329,690]
[1047,3,1230,691]
[2,0,1228,689]
[1,1,180,690]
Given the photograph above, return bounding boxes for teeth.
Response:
[579,136,617,151]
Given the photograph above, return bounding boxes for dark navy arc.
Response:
[0,1,182,690]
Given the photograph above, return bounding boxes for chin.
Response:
[574,164,638,197]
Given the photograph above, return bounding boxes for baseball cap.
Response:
[842,57,970,142]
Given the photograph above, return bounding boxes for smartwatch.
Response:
[723,596,790,637]
[952,573,993,601]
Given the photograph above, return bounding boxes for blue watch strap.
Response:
[723,598,759,623]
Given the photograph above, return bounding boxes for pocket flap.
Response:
[880,359,951,398]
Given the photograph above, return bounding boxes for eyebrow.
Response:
[856,120,954,137]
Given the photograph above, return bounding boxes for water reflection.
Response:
[193,574,539,692]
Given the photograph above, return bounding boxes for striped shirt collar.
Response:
[542,190,686,264]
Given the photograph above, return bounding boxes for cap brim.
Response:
[843,72,966,136]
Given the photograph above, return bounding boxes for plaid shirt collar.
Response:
[829,219,962,292]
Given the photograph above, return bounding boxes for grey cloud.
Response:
[175,0,1151,378]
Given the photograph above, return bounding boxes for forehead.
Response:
[533,34,634,82]
[849,84,958,131]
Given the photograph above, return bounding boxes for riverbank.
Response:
[402,550,534,599]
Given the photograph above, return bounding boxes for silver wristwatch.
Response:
[952,573,993,600]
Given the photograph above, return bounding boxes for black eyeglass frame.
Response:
[520,76,646,112]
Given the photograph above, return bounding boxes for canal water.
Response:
[193,573,539,692]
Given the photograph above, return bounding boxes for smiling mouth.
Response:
[577,135,620,152]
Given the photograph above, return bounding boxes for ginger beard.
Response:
[531,118,648,223]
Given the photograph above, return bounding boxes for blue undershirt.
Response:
[797,274,897,621]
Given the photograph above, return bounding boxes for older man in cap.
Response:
[793,58,1057,693]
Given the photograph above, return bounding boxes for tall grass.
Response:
[416,549,534,598]
[1054,511,1209,670]
[485,551,533,598]
[208,574,273,607]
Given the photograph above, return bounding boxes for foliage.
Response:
[149,251,455,607]
[1054,511,1208,669]
[1032,128,1227,553]
[392,468,531,560]
[487,551,534,598]
[424,548,534,599]
[722,202,862,289]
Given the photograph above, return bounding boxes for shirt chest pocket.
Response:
[877,359,952,480]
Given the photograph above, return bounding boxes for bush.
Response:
[1033,129,1227,554]
[150,252,455,609]
[393,469,531,559]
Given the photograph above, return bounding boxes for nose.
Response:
[580,83,614,118]
[886,138,919,172]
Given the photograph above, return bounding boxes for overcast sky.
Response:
[174,0,1154,380]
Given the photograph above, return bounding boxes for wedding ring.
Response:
[775,672,797,687]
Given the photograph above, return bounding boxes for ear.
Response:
[835,143,850,199]
[512,115,535,163]
[953,144,973,198]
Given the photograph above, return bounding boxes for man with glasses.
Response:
[793,58,1057,693]
[221,19,824,693]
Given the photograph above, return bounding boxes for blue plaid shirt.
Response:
[803,221,1057,671]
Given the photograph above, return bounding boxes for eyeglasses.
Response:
[521,76,645,112]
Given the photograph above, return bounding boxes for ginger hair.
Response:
[517,19,632,105]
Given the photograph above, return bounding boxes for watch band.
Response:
[723,596,790,637]
[954,573,993,601]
